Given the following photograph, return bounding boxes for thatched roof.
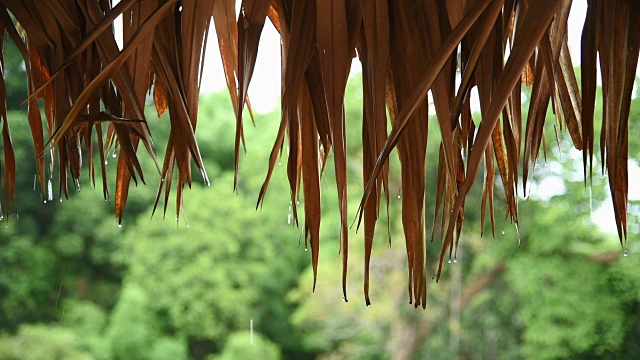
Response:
[0,0,637,307]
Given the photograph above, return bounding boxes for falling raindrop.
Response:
[47,179,53,201]
[287,214,292,225]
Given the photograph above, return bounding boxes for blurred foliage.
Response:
[0,38,639,360]
[212,331,281,360]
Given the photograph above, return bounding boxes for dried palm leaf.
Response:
[0,0,637,307]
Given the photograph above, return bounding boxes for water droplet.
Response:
[342,296,348,302]
[104,160,108,166]
[304,247,308,252]
[397,195,401,199]
[515,223,521,247]
[624,250,629,257]
[287,214,292,225]
[118,224,122,228]
[161,178,165,182]
[187,225,190,229]
[453,258,458,263]
[206,180,211,187]
[43,200,47,204]
[448,259,452,264]
[278,161,282,165]
[59,198,62,203]
[501,230,505,235]
[112,152,117,158]
[366,304,371,308]
[47,179,53,201]
[174,215,179,221]
[0,214,3,221]
[296,200,300,205]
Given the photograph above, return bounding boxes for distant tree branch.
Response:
[394,262,505,360]
[586,251,621,265]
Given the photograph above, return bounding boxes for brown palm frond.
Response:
[0,0,637,307]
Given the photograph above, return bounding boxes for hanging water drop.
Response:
[624,250,629,257]
[43,200,47,204]
[187,225,190,229]
[118,223,122,228]
[501,230,505,235]
[453,258,458,263]
[304,247,308,252]
[287,214,292,225]
[515,223,521,247]
[278,161,282,165]
[448,259,452,264]
[112,152,117,158]
[397,194,401,199]
[104,160,108,166]
[0,213,3,221]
